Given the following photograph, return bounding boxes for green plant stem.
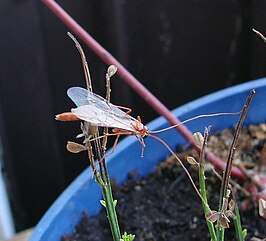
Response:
[91,156,121,241]
[101,175,121,241]
[233,202,244,241]
[199,166,217,241]
[217,227,225,241]
[95,65,121,241]
[198,128,217,241]
[93,134,121,241]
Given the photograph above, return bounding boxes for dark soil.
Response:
[62,124,266,241]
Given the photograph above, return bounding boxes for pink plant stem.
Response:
[42,0,245,180]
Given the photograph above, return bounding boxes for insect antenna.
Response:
[148,133,207,205]
[149,111,241,134]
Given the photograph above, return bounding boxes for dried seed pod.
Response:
[228,199,235,212]
[221,197,228,211]
[205,210,220,223]
[225,210,235,219]
[107,65,117,78]
[186,156,198,165]
[258,198,266,219]
[193,132,204,148]
[67,141,87,153]
[220,213,230,229]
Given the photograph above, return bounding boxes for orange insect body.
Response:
[111,119,148,138]
[131,120,148,138]
[55,112,80,121]
[56,111,148,139]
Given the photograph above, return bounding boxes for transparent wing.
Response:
[72,104,136,131]
[67,87,89,107]
[67,87,127,117]
[68,87,137,130]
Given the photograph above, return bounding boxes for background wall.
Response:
[0,0,266,231]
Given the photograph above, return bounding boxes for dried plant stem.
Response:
[67,32,93,91]
[102,69,112,152]
[218,90,255,209]
[86,142,104,185]
[253,29,266,45]
[68,33,122,241]
[217,89,255,240]
[198,128,217,241]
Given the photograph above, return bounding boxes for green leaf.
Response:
[226,189,231,198]
[121,231,135,241]
[242,229,247,238]
[113,199,117,207]
[100,200,106,208]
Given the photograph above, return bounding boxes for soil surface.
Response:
[62,124,266,241]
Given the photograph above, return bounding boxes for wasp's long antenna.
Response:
[149,111,241,134]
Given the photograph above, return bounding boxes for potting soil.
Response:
[62,124,266,241]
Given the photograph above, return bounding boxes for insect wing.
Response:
[67,87,90,107]
[68,87,136,130]
[68,86,108,108]
[72,104,136,131]
[68,87,129,116]
[85,91,128,117]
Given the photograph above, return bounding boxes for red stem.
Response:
[42,0,246,180]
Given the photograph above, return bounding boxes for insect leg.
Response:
[115,105,132,115]
[134,135,146,157]
[98,134,121,163]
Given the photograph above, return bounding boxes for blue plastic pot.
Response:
[30,78,266,241]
